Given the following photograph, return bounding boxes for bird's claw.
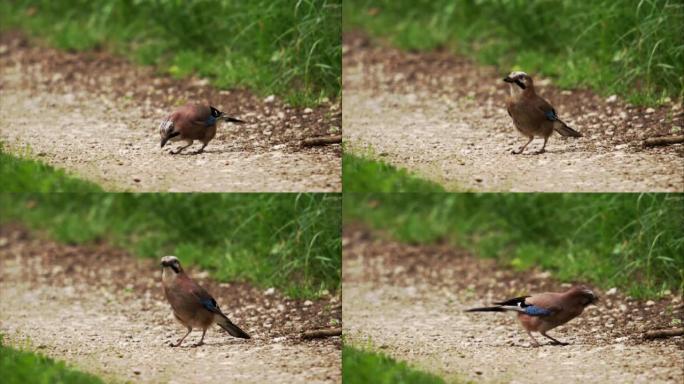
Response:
[191,342,204,348]
[534,149,546,155]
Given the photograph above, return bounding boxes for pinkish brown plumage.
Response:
[466,286,598,347]
[159,103,245,155]
[161,256,250,347]
[504,71,582,154]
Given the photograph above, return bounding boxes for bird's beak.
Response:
[160,138,168,148]
[503,76,526,90]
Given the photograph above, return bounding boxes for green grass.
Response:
[0,143,102,192]
[345,0,684,105]
[343,153,445,192]
[0,0,341,106]
[343,346,447,384]
[0,336,104,384]
[0,193,341,299]
[344,193,684,298]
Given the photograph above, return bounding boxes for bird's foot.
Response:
[511,149,523,155]
[169,342,182,347]
[534,149,546,155]
[549,341,569,346]
[192,150,204,155]
[191,341,205,348]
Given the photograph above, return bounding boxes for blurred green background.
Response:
[0,193,341,299]
[0,0,341,105]
[345,0,684,105]
[344,193,684,298]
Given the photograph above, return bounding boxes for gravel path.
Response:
[343,33,683,192]
[0,226,341,383]
[0,32,341,192]
[342,228,683,383]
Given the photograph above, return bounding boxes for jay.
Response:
[466,286,598,347]
[159,103,245,154]
[160,256,250,347]
[503,71,582,154]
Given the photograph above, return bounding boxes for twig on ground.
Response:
[643,328,684,340]
[301,328,342,339]
[642,135,684,147]
[301,135,342,147]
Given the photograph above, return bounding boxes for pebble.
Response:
[264,95,276,103]
[645,107,655,114]
[645,300,656,306]
[606,287,618,296]
[606,95,618,103]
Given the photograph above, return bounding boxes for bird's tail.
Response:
[222,116,246,124]
[215,314,250,339]
[553,120,582,137]
[464,306,507,313]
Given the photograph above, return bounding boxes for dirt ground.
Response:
[343,227,683,383]
[343,32,684,192]
[0,32,341,192]
[0,225,341,383]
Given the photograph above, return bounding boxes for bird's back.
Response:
[171,104,216,141]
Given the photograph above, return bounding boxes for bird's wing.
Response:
[533,96,559,121]
[177,274,224,315]
[493,295,531,306]
[524,292,563,316]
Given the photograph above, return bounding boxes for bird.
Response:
[160,255,250,347]
[159,103,245,155]
[503,71,582,154]
[465,286,598,347]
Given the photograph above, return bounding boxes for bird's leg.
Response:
[526,331,541,348]
[534,136,548,154]
[192,329,207,347]
[172,141,193,155]
[541,331,569,346]
[193,142,208,155]
[171,326,192,347]
[512,137,533,154]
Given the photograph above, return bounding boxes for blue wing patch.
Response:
[524,305,553,316]
[544,109,558,121]
[205,115,218,127]
[200,297,218,312]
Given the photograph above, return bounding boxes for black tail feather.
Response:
[216,314,251,339]
[223,116,246,124]
[465,306,507,312]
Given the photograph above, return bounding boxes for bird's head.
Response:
[160,255,182,274]
[210,106,224,119]
[570,286,599,307]
[503,71,532,90]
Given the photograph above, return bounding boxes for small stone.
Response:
[303,108,313,114]
[645,300,656,306]
[264,95,276,103]
[303,300,313,306]
[475,177,483,183]
[133,368,141,375]
[264,287,275,296]
[606,287,618,296]
[645,107,655,114]
[606,95,618,103]
[133,177,141,183]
